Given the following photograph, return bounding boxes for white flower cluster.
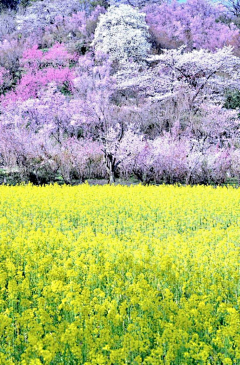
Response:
[92,4,150,66]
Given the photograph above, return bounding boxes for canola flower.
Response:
[0,184,240,364]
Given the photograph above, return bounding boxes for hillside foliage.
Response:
[0,0,240,184]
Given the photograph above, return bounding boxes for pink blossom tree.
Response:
[1,44,76,106]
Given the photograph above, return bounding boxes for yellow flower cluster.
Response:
[0,184,240,364]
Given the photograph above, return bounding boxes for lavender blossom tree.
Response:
[73,55,132,184]
[144,0,239,52]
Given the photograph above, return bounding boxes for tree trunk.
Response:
[105,153,116,185]
[109,170,115,185]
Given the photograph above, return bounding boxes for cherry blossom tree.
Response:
[118,131,189,184]
[155,46,240,96]
[0,82,105,183]
[110,45,240,142]
[1,44,76,106]
[92,4,151,70]
[73,54,132,184]
[144,0,239,52]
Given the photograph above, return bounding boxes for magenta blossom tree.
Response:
[1,44,76,106]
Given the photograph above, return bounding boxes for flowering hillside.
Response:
[0,0,239,184]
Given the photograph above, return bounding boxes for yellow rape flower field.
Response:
[0,184,240,365]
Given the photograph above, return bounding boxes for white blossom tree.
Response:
[117,46,240,101]
[92,4,151,69]
[149,46,240,130]
[110,45,240,145]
